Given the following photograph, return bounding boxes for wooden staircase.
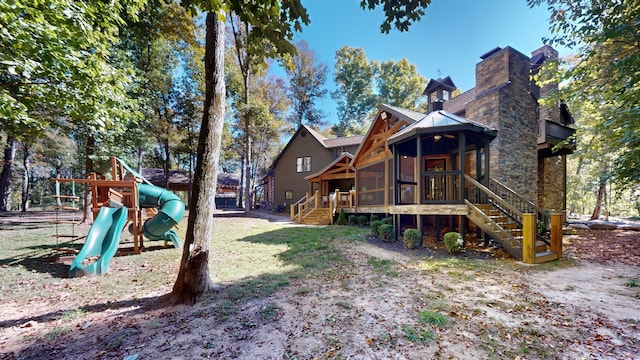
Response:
[465,175,561,264]
[298,207,332,225]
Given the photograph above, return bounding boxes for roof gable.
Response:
[270,124,329,169]
[304,152,355,181]
[351,104,419,167]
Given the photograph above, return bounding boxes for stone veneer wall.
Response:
[538,155,566,211]
[466,47,539,202]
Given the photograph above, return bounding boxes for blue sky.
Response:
[286,0,566,125]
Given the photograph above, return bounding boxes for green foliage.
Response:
[357,215,368,226]
[403,228,421,249]
[370,220,382,235]
[283,40,328,129]
[361,0,433,34]
[377,58,427,111]
[370,214,379,223]
[402,325,434,344]
[443,232,464,254]
[348,214,358,225]
[529,0,640,189]
[418,310,449,327]
[381,217,393,226]
[378,224,394,242]
[331,46,379,136]
[337,208,347,225]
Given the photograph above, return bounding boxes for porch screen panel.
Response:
[358,162,385,206]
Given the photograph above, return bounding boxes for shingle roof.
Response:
[443,88,476,115]
[323,135,364,149]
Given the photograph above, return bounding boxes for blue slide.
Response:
[69,183,185,277]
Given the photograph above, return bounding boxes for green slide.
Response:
[138,184,185,248]
[68,184,185,277]
[69,206,128,277]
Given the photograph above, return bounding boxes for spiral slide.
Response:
[69,184,185,277]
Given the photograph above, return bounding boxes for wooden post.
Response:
[522,213,536,264]
[298,203,303,223]
[550,213,563,258]
[314,189,319,208]
[329,195,334,225]
[290,205,295,221]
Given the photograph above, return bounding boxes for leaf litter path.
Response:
[1,214,639,359]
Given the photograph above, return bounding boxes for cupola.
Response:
[423,76,456,112]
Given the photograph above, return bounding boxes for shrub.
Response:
[403,228,421,249]
[370,214,379,223]
[381,217,393,226]
[443,232,464,253]
[379,224,394,242]
[358,215,368,226]
[348,214,358,225]
[370,220,382,235]
[337,208,347,225]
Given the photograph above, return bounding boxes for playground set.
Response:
[52,157,186,277]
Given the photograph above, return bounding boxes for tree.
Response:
[331,46,379,136]
[377,58,427,110]
[173,0,433,304]
[284,40,329,130]
[0,0,146,213]
[528,0,640,189]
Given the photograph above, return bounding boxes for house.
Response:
[142,168,240,208]
[287,45,575,264]
[264,124,363,210]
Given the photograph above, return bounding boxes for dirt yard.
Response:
[1,211,639,359]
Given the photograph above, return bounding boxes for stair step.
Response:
[534,251,559,263]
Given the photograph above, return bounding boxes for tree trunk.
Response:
[0,137,16,212]
[21,144,31,212]
[591,178,606,220]
[171,11,225,304]
[82,135,95,225]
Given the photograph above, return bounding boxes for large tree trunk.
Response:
[171,11,225,304]
[0,136,16,212]
[21,144,31,212]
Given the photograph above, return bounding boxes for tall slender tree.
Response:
[173,0,434,304]
[284,40,329,131]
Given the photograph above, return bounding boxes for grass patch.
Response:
[294,286,312,296]
[418,310,449,327]
[259,303,279,321]
[625,278,640,288]
[403,325,434,344]
[368,257,399,277]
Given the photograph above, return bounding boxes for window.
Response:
[285,190,293,200]
[296,156,311,172]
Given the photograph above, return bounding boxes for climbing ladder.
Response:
[51,179,83,250]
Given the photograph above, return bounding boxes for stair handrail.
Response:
[290,194,309,221]
[465,175,524,224]
[489,177,550,224]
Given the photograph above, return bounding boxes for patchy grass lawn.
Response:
[1,210,639,359]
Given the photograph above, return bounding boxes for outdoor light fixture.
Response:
[434,134,442,141]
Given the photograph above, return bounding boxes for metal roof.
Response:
[387,110,497,145]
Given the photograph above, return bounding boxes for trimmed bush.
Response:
[337,208,347,225]
[443,232,464,253]
[370,220,382,235]
[381,217,393,226]
[379,224,394,242]
[403,229,421,249]
[370,214,379,223]
[348,214,358,225]
[358,215,368,226]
